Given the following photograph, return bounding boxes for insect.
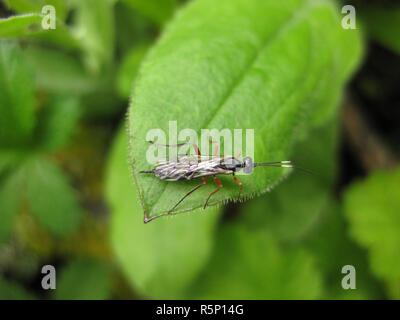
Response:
[139,141,311,222]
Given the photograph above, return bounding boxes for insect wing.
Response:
[154,155,222,181]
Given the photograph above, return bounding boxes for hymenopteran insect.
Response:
[139,141,311,223]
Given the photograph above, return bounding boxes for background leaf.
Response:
[114,2,154,54]
[305,201,383,299]
[238,118,338,241]
[23,157,82,237]
[0,150,26,176]
[3,0,68,21]
[54,258,111,300]
[121,0,177,26]
[0,13,79,50]
[128,0,362,219]
[106,126,222,298]
[70,0,116,74]
[0,41,36,147]
[360,5,400,55]
[116,43,149,98]
[0,14,42,37]
[0,168,24,243]
[344,166,400,298]
[21,46,105,94]
[34,95,81,151]
[185,224,322,299]
[0,276,35,300]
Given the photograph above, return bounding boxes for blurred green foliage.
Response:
[239,119,337,242]
[0,275,36,299]
[344,167,400,298]
[185,224,323,299]
[304,201,382,299]
[360,5,400,55]
[0,42,36,147]
[0,13,42,38]
[0,41,83,243]
[0,0,399,300]
[121,0,177,26]
[54,258,111,300]
[116,43,149,98]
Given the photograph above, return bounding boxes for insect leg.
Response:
[149,141,201,156]
[192,143,201,156]
[234,151,241,159]
[168,177,207,214]
[233,175,242,199]
[212,141,219,156]
[204,138,220,156]
[203,176,223,209]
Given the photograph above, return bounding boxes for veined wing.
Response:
[153,155,230,181]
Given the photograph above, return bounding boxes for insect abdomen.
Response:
[153,165,190,181]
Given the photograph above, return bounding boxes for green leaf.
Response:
[106,126,222,298]
[27,23,79,51]
[0,149,26,176]
[0,14,42,37]
[360,6,400,55]
[0,14,79,50]
[81,86,124,118]
[4,0,68,21]
[115,2,155,54]
[305,201,383,300]
[0,276,35,300]
[34,95,81,151]
[0,40,36,147]
[116,44,149,98]
[238,118,338,241]
[0,168,24,243]
[4,0,42,13]
[128,0,362,220]
[54,259,111,300]
[121,0,177,26]
[70,0,116,74]
[343,167,400,298]
[21,46,105,94]
[185,224,322,299]
[23,157,82,237]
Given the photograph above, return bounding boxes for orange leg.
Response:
[205,138,220,156]
[210,140,219,156]
[149,141,201,156]
[192,143,201,156]
[213,143,219,156]
[169,177,207,214]
[233,175,242,200]
[204,176,223,209]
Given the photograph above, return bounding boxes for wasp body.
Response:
[140,142,309,222]
[151,155,240,181]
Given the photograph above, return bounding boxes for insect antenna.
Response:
[139,170,154,174]
[253,160,313,174]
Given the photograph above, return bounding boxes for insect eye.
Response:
[243,157,254,174]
